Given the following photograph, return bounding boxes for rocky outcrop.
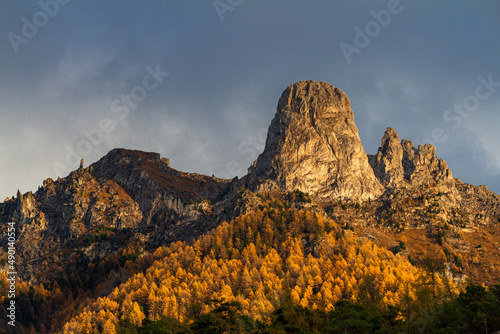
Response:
[0,148,231,282]
[248,80,384,201]
[90,148,230,226]
[368,128,405,187]
[369,127,454,188]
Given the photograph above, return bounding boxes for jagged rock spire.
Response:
[369,127,453,187]
[248,80,384,201]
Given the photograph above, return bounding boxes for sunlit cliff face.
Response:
[250,81,384,201]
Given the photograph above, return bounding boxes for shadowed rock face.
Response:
[248,80,384,201]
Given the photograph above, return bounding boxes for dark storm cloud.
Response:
[1,0,499,200]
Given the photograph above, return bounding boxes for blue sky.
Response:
[1,0,500,200]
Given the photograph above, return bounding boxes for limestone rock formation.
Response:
[0,148,231,282]
[248,80,384,201]
[368,127,405,187]
[369,127,454,187]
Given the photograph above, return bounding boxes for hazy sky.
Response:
[1,1,500,200]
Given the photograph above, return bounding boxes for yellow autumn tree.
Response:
[61,205,459,331]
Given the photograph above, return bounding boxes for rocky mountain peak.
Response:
[381,127,400,151]
[369,127,405,187]
[248,80,384,201]
[369,127,454,188]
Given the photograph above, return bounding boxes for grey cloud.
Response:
[1,1,499,199]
